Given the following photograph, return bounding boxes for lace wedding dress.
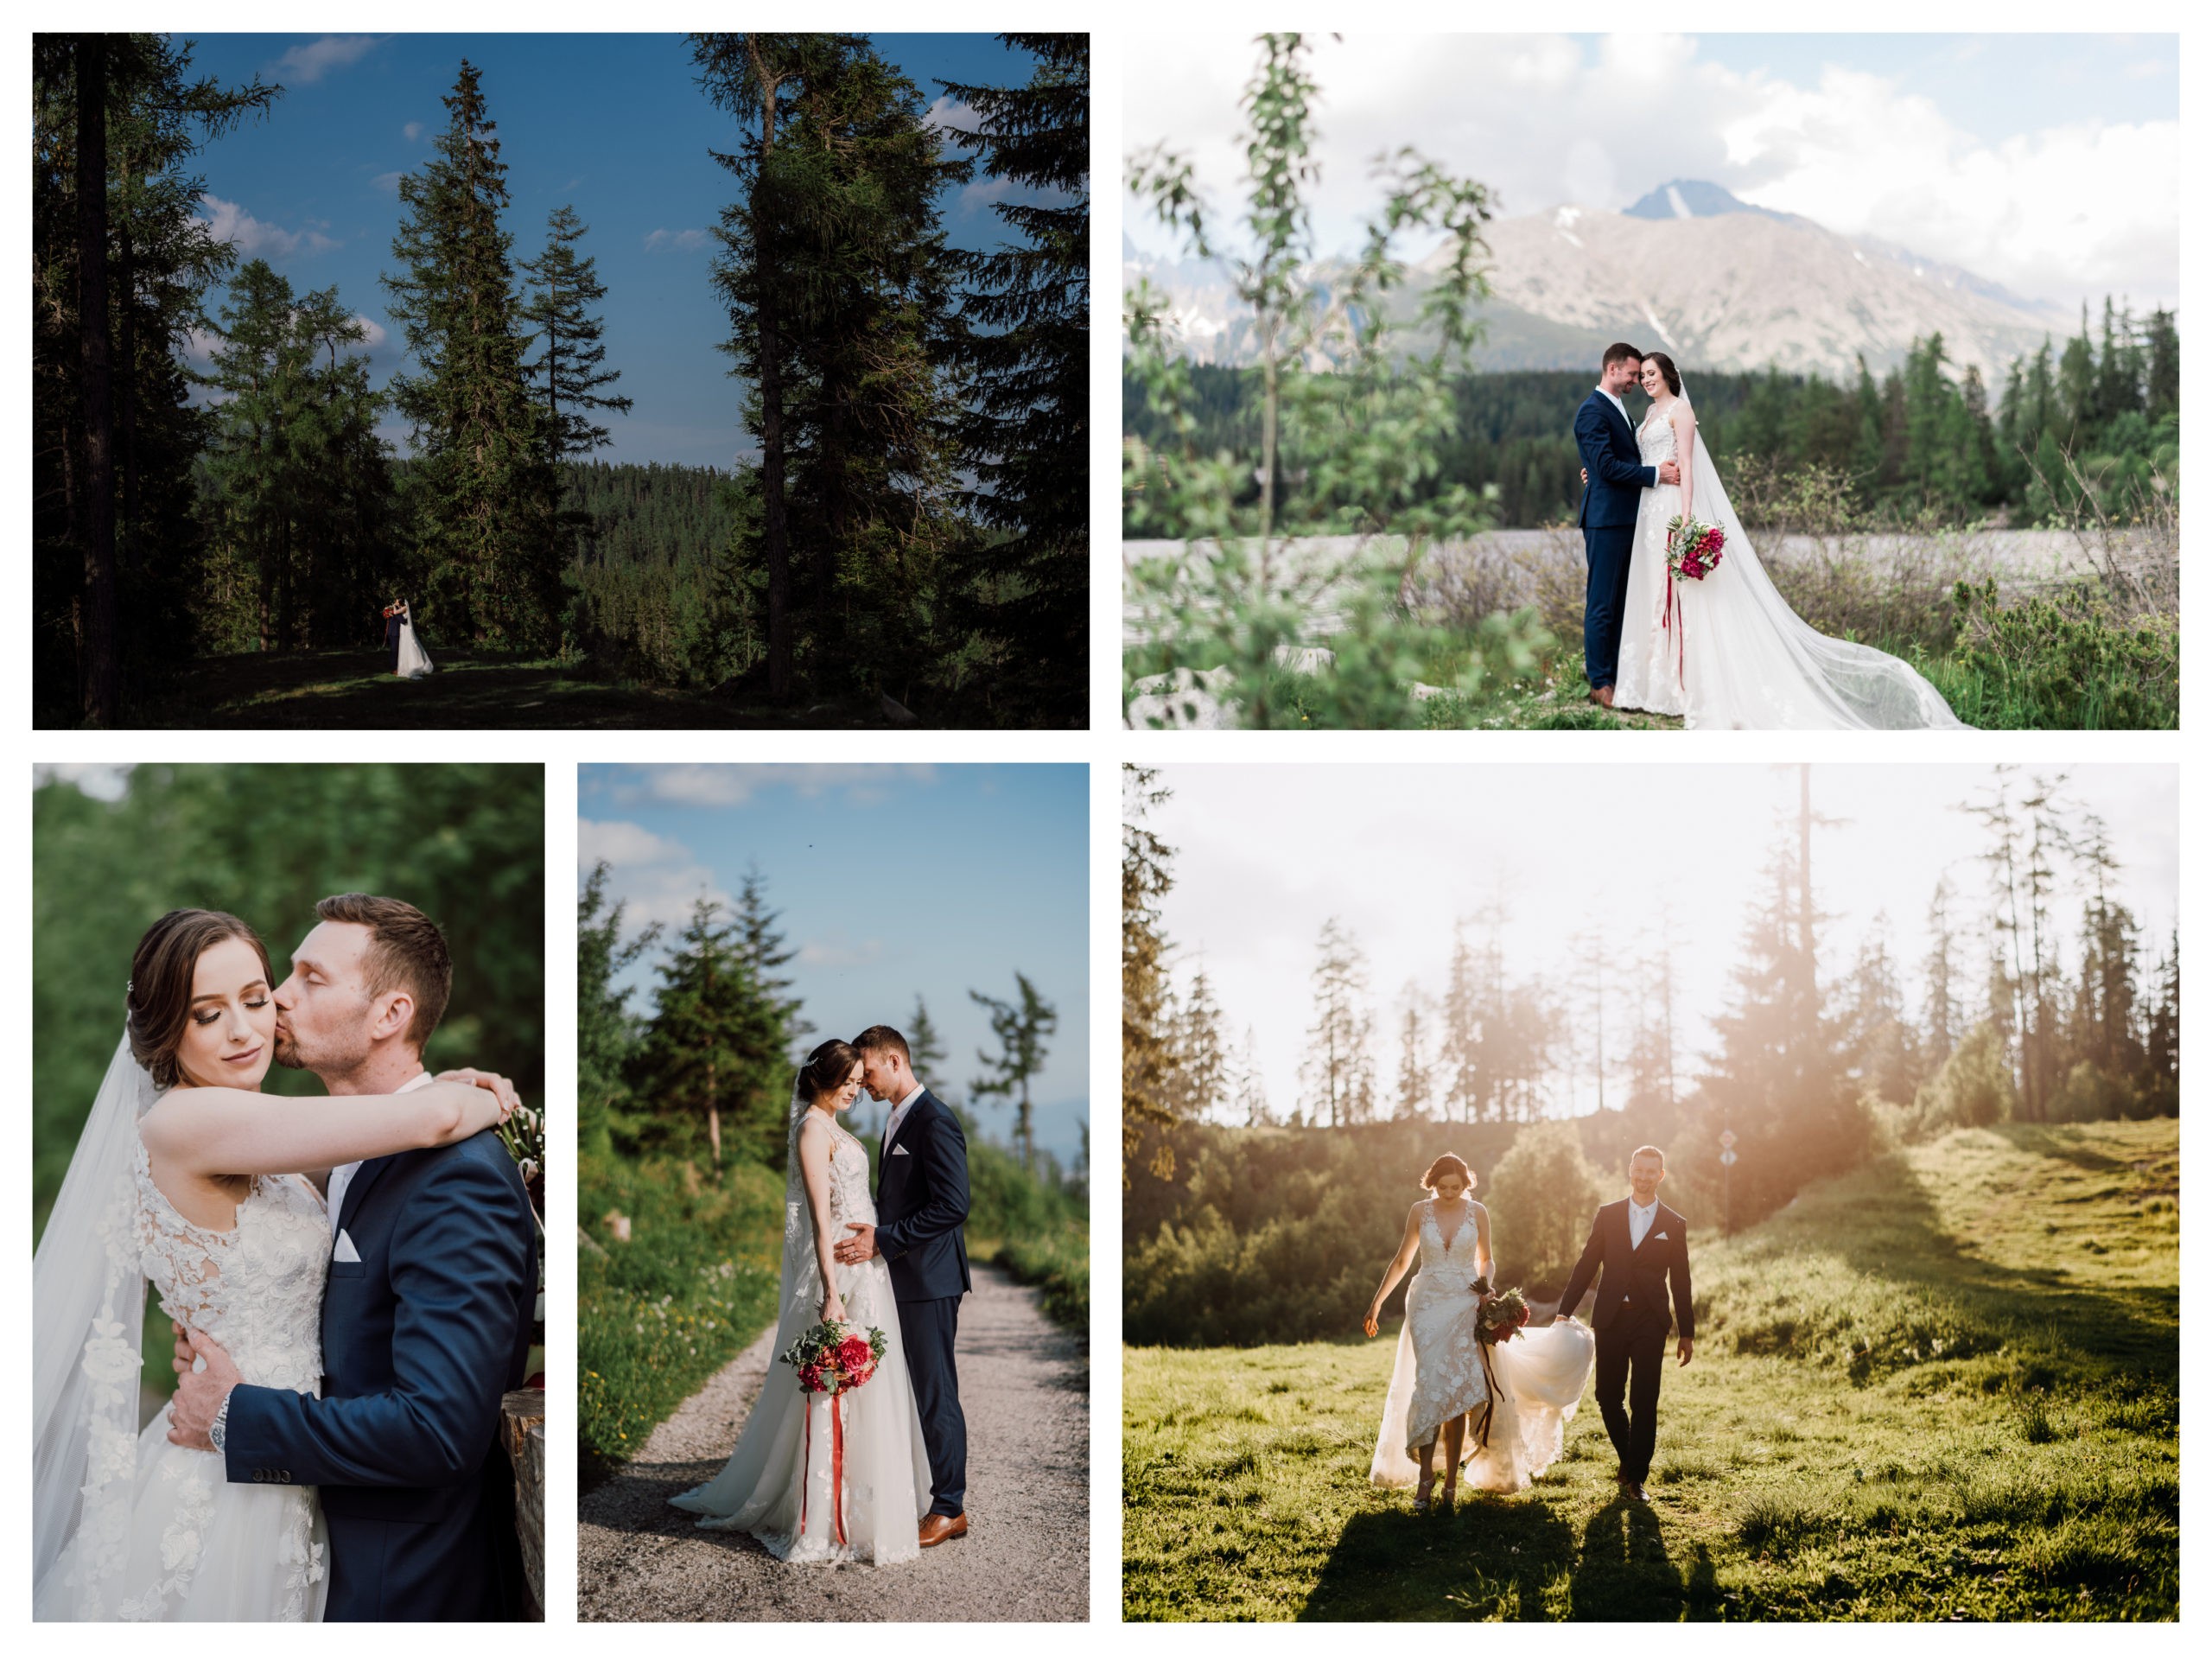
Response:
[1370,1200,1595,1494]
[395,616,434,678]
[1612,394,1966,729]
[670,1111,931,1563]
[35,1103,330,1620]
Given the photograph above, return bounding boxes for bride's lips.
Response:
[224,1045,264,1066]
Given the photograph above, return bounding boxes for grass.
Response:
[1122,1119,2177,1621]
[118,647,909,729]
[981,1222,1091,1341]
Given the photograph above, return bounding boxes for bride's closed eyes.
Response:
[194,994,269,1026]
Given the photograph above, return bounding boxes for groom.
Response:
[1574,345,1680,707]
[1558,1144,1694,1503]
[835,1023,973,1548]
[168,893,538,1620]
[382,602,404,673]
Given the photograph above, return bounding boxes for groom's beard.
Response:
[272,1020,370,1079]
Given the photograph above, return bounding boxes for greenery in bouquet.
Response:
[780,1320,890,1395]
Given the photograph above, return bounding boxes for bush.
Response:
[1485,1118,1605,1294]
[1912,1022,2018,1134]
[1946,578,2178,729]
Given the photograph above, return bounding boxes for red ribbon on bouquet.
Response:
[1662,580,1685,689]
[1471,1334,1500,1449]
[800,1393,849,1545]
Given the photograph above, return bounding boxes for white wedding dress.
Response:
[34,1041,330,1621]
[670,1111,931,1563]
[1613,395,1965,729]
[1370,1200,1594,1494]
[395,615,434,678]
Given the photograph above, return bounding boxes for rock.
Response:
[880,691,917,725]
[1125,665,1237,729]
[1408,682,1452,702]
[1273,645,1337,675]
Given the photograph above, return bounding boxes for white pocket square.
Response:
[333,1229,362,1263]
[891,1143,912,1156]
[1654,1232,1669,1241]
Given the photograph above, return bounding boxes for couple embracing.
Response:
[1365,1146,1693,1510]
[671,1026,972,1563]
[1575,342,1964,729]
[35,897,537,1620]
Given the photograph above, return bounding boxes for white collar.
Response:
[1629,1194,1658,1216]
[888,1083,925,1116]
[1597,384,1628,418]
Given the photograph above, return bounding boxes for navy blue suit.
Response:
[874,1091,970,1517]
[1573,391,1656,689]
[1558,1197,1694,1485]
[384,610,404,672]
[226,1130,537,1620]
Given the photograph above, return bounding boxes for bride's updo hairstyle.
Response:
[125,909,274,1089]
[796,1038,861,1104]
[1421,1152,1473,1193]
[1643,351,1682,397]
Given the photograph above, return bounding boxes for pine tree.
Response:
[908,996,948,1092]
[970,971,1058,1168]
[384,59,558,647]
[732,863,810,1046]
[628,897,783,1166]
[578,862,659,1157]
[518,205,632,459]
[938,35,1090,723]
[1122,765,1180,1180]
[1173,966,1230,1121]
[1923,872,1963,1070]
[1299,917,1375,1127]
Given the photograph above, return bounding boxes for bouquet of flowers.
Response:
[1664,514,1725,582]
[781,1319,889,1395]
[779,1318,890,1546]
[1476,1286,1530,1346]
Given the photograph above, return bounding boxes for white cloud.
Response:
[274,35,381,86]
[352,315,388,350]
[798,935,885,968]
[578,818,731,936]
[644,227,709,253]
[198,194,340,259]
[1124,34,2177,309]
[33,764,133,802]
[926,94,982,138]
[630,765,938,809]
[403,120,425,143]
[578,818,686,869]
[371,171,404,194]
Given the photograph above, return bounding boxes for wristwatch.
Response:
[209,1392,232,1454]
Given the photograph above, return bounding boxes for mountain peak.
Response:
[1623,180,1798,226]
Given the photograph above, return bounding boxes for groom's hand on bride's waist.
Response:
[167,1327,243,1452]
[833,1221,878,1264]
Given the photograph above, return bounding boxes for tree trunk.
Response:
[753,60,792,700]
[75,35,119,724]
[116,212,139,576]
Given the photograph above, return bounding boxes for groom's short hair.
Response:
[1602,342,1643,372]
[315,892,452,1051]
[1630,1143,1666,1166]
[854,1024,912,1066]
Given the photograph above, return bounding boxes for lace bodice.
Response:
[1417,1199,1483,1285]
[1637,404,1679,467]
[783,1114,881,1302]
[133,1137,327,1397]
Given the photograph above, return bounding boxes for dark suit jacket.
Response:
[226,1130,538,1620]
[1558,1196,1694,1338]
[874,1090,972,1302]
[1575,391,1656,529]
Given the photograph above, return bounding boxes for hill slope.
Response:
[1122,1121,2177,1621]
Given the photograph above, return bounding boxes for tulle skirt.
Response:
[670,1254,931,1565]
[34,1409,327,1621]
[1370,1313,1594,1493]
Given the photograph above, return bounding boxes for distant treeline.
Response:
[1122,302,2179,532]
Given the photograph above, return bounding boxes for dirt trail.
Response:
[578,1268,1088,1621]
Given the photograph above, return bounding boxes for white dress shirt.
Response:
[1597,385,1630,427]
[327,1069,435,1238]
[880,1082,926,1151]
[1628,1194,1659,1250]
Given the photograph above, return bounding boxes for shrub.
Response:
[1486,1118,1606,1295]
[1912,1022,2016,1134]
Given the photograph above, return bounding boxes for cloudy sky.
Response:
[582,766,1090,1162]
[1124,33,2179,310]
[174,33,1045,468]
[1143,764,2177,1122]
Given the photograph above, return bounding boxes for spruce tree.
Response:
[577,862,659,1158]
[908,996,948,1089]
[628,897,782,1166]
[970,972,1058,1169]
[938,35,1090,724]
[385,59,557,647]
[518,205,632,457]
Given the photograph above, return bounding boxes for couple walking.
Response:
[1574,342,1963,729]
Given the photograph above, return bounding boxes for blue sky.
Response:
[1126,33,2178,308]
[176,33,1048,468]
[581,765,1090,1165]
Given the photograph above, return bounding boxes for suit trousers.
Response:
[1582,523,1637,688]
[1592,1308,1669,1483]
[900,1294,967,1517]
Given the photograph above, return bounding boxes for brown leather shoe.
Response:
[1589,684,1615,710]
[918,1512,969,1547]
[1626,1481,1649,1503]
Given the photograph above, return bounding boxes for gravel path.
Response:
[578,1267,1089,1621]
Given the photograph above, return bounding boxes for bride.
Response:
[1364,1154,1594,1509]
[1612,352,1966,729]
[32,908,515,1620]
[394,601,434,679]
[671,1039,931,1563]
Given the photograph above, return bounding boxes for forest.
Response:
[1124,300,2182,532]
[577,863,1087,1475]
[34,33,1088,729]
[1122,765,2178,1347]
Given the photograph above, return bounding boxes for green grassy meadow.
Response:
[1122,1121,2177,1620]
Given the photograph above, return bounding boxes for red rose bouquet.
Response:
[1476,1286,1531,1346]
[779,1319,889,1544]
[1664,514,1725,582]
